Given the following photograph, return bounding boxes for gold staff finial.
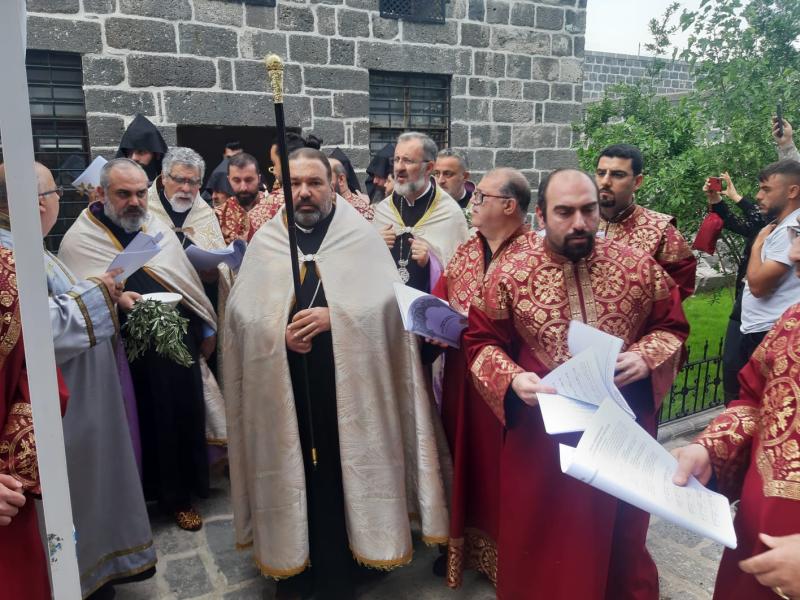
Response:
[265,54,284,104]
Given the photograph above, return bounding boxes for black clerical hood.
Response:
[366,143,395,201]
[204,158,234,196]
[329,147,361,193]
[115,114,169,182]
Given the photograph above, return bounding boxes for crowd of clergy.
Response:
[0,111,799,600]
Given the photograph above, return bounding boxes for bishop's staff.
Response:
[265,54,318,468]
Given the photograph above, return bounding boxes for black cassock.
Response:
[389,185,435,293]
[284,204,357,599]
[93,203,209,512]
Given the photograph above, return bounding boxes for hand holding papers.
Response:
[186,239,246,271]
[393,282,467,348]
[537,321,634,434]
[559,399,737,549]
[107,231,164,282]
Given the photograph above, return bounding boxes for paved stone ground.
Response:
[115,414,724,600]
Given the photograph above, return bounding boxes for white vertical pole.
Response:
[0,1,82,598]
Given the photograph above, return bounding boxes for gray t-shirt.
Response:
[741,207,800,334]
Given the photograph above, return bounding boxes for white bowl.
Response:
[140,292,182,308]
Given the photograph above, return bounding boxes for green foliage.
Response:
[123,299,194,368]
[575,0,800,260]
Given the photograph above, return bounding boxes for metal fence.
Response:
[659,337,725,424]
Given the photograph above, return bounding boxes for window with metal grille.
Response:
[379,0,447,23]
[0,50,90,252]
[369,71,450,156]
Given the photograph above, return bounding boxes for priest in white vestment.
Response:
[59,158,220,531]
[223,148,450,600]
[372,132,469,293]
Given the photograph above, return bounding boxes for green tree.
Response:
[575,0,800,264]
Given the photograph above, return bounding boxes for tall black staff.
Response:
[265,54,318,468]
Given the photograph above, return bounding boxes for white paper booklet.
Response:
[393,282,467,348]
[186,239,246,271]
[537,321,634,434]
[71,156,107,189]
[559,398,737,549]
[108,231,164,282]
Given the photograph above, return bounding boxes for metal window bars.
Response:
[0,50,91,252]
[379,0,447,23]
[368,71,450,156]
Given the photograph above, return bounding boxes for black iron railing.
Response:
[659,337,725,424]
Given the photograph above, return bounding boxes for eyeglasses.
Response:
[167,173,202,187]
[38,186,64,199]
[393,157,430,167]
[472,190,512,206]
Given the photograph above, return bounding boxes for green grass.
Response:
[661,288,735,421]
[682,288,734,357]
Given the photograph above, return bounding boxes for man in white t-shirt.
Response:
[740,159,800,361]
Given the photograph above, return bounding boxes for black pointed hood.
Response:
[115,114,168,182]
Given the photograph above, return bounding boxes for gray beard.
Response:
[394,175,426,199]
[168,193,193,213]
[104,201,146,233]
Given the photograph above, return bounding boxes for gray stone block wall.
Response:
[582,50,694,101]
[26,0,587,182]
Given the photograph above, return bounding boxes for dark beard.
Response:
[765,206,784,222]
[561,234,594,262]
[236,192,257,208]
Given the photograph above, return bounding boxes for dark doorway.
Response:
[177,125,277,188]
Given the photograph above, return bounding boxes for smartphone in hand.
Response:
[707,177,722,192]
[777,102,784,138]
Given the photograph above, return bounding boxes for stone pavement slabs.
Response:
[115,418,724,599]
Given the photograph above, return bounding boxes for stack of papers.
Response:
[393,282,467,348]
[107,231,164,282]
[535,321,737,549]
[538,321,634,435]
[560,398,737,549]
[186,239,246,271]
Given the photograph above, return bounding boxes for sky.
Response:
[585,0,704,56]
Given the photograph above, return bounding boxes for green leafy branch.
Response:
[123,299,194,368]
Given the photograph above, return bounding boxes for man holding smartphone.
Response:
[703,173,766,403]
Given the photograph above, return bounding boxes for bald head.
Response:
[328,157,348,195]
[487,167,531,214]
[0,162,61,236]
[537,169,598,214]
[0,162,55,202]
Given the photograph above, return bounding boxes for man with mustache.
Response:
[595,144,697,301]
[429,168,530,590]
[215,152,281,244]
[373,132,468,293]
[224,148,449,600]
[59,158,219,532]
[115,113,168,184]
[737,159,800,367]
[463,168,689,600]
[147,147,231,429]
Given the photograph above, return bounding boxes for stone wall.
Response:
[26,0,588,184]
[582,50,694,101]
